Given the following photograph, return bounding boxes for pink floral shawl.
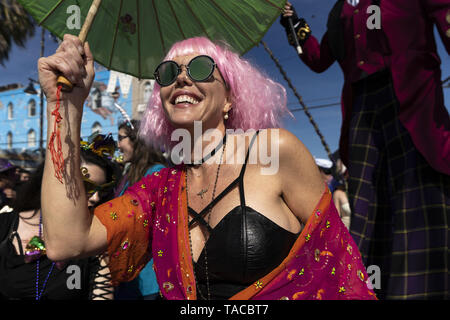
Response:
[94,166,377,300]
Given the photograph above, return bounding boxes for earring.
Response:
[224,112,229,120]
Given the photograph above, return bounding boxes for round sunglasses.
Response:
[154,55,219,87]
[83,178,115,198]
[80,166,116,197]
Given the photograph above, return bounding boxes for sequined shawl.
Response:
[94,166,377,300]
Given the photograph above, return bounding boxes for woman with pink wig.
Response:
[38,34,375,300]
[140,37,289,151]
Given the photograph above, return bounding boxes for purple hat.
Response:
[0,159,16,173]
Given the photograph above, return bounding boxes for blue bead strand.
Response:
[36,259,55,300]
[35,211,55,300]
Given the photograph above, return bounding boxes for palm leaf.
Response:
[0,0,35,65]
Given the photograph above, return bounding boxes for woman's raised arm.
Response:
[277,128,326,224]
[39,34,107,261]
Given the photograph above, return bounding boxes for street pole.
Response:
[39,27,45,161]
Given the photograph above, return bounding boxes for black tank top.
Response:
[188,131,299,300]
[0,211,97,300]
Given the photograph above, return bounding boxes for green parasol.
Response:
[17,0,286,80]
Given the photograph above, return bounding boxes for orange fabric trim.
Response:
[177,170,197,300]
[93,193,150,286]
[230,187,332,300]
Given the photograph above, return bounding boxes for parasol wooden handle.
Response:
[57,0,102,92]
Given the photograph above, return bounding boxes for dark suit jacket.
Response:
[300,0,450,175]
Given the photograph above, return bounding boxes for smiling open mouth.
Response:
[174,94,200,105]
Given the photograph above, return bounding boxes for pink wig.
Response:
[140,37,290,149]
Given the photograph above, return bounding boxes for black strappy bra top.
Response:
[189,131,299,300]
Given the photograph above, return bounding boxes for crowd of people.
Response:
[0,160,31,214]
[0,0,448,300]
[0,120,167,300]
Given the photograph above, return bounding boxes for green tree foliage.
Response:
[0,0,35,65]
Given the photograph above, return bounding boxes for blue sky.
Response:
[0,0,449,159]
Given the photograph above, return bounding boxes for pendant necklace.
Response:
[196,188,208,199]
[188,134,227,199]
[186,134,227,300]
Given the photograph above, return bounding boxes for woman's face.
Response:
[159,53,231,130]
[118,128,134,163]
[81,162,107,209]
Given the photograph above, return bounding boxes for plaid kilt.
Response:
[347,69,450,300]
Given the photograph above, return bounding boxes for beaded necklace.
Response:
[49,85,64,183]
[35,212,55,300]
[185,135,227,300]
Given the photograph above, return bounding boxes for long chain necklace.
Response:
[186,135,227,300]
[35,212,55,300]
[188,135,228,200]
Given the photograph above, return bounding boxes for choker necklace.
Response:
[188,134,227,166]
[185,136,227,300]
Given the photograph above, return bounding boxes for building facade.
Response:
[0,69,152,168]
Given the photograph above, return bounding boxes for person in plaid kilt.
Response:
[281,0,450,299]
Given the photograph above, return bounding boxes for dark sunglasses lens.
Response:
[189,56,214,81]
[157,61,179,86]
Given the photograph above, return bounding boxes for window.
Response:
[142,80,154,104]
[7,132,12,149]
[27,129,36,148]
[92,122,102,134]
[28,99,36,117]
[7,102,13,120]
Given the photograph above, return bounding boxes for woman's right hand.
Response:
[38,34,95,108]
